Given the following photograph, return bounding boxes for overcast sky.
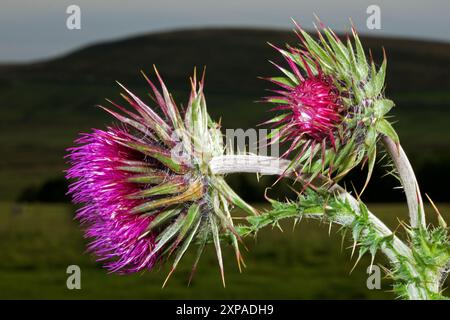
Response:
[1,0,449,62]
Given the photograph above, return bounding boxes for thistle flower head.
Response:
[66,68,256,284]
[265,20,398,187]
[271,58,343,145]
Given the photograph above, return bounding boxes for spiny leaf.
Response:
[188,226,209,286]
[129,178,187,198]
[127,171,167,184]
[162,215,203,288]
[118,165,155,174]
[153,66,185,133]
[218,193,245,272]
[211,177,259,216]
[351,28,369,79]
[268,76,296,88]
[147,208,182,231]
[374,99,395,118]
[361,145,377,195]
[374,57,387,96]
[176,203,201,244]
[364,126,377,148]
[99,106,157,141]
[375,118,399,144]
[269,60,300,85]
[209,215,226,287]
[131,179,204,213]
[125,141,189,174]
[299,29,333,68]
[322,28,349,69]
[150,213,186,259]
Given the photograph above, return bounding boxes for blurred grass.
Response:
[0,202,448,299]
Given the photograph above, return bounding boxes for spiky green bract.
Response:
[393,225,450,300]
[231,189,449,299]
[77,69,257,285]
[236,190,394,272]
[266,22,398,188]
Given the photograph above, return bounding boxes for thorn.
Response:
[350,181,362,202]
[220,268,226,288]
[192,66,197,84]
[378,264,391,277]
[350,254,363,274]
[187,266,197,287]
[263,187,275,204]
[240,254,247,269]
[348,17,355,30]
[152,64,160,78]
[351,240,357,258]
[162,267,175,288]
[393,218,404,234]
[369,254,375,273]
[368,49,374,64]
[397,218,413,236]
[267,41,283,53]
[292,217,301,232]
[340,233,346,252]
[235,250,243,273]
[290,17,302,31]
[276,222,284,233]
[313,13,325,29]
[425,193,447,228]
[201,66,207,86]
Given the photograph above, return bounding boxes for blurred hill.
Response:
[0,28,449,202]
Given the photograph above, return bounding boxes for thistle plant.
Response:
[264,22,396,189]
[66,20,449,300]
[66,68,256,285]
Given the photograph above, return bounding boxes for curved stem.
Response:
[210,154,427,299]
[382,136,426,229]
[210,155,288,176]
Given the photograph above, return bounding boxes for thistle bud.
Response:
[265,21,398,187]
[66,68,256,284]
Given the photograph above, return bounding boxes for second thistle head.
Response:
[270,57,343,146]
[264,20,399,187]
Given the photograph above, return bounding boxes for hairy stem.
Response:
[382,136,426,229]
[210,154,430,299]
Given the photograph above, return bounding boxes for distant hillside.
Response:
[0,28,449,202]
[2,28,450,95]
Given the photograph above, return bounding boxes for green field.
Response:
[0,202,448,299]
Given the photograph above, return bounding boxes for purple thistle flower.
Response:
[264,20,394,185]
[66,68,257,284]
[67,129,159,273]
[268,54,343,151]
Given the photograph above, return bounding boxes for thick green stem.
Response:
[209,154,437,299]
[382,136,426,229]
[381,138,446,297]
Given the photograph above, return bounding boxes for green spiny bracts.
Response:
[399,225,450,299]
[264,20,398,189]
[384,223,450,300]
[230,189,448,299]
[233,190,389,267]
[67,67,257,284]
